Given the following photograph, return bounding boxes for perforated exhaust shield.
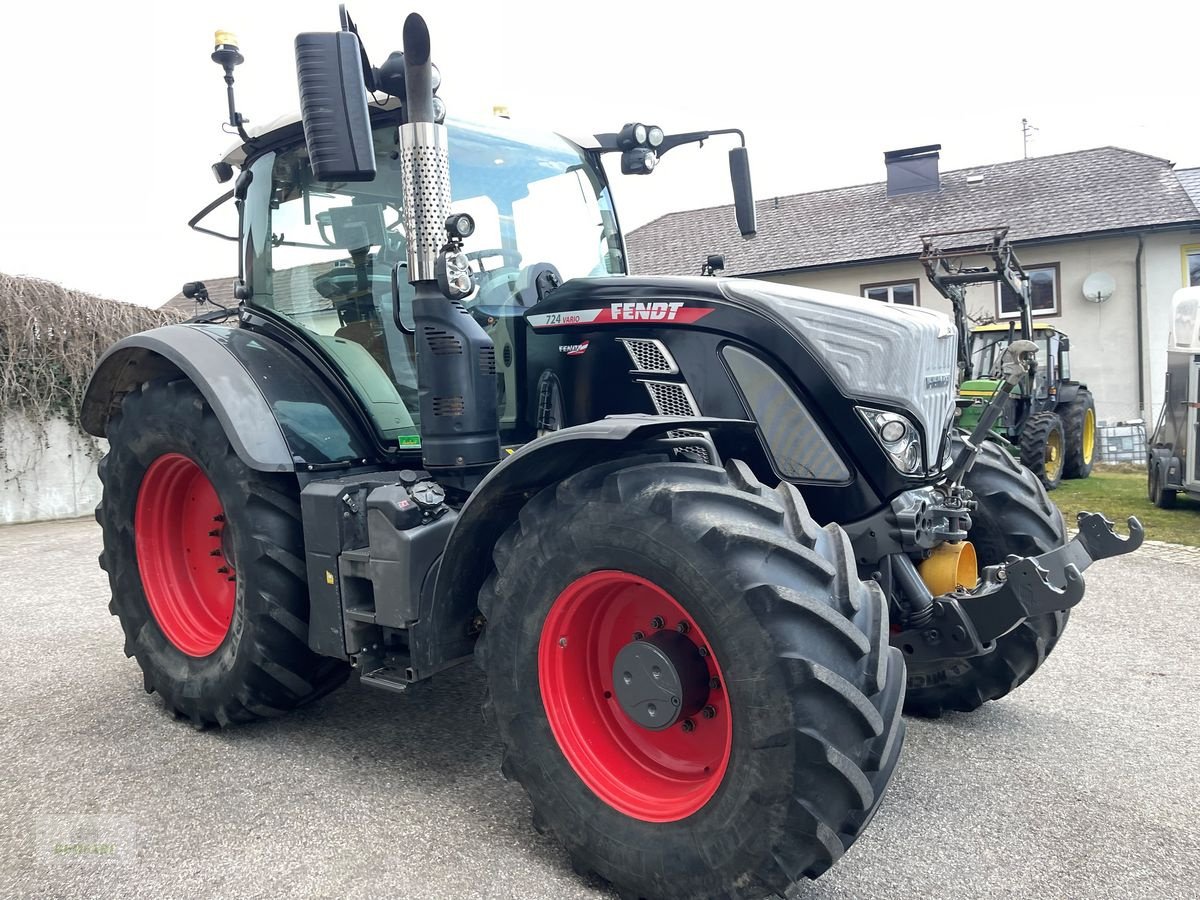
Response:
[400,121,453,282]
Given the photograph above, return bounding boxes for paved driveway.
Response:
[2,518,1197,899]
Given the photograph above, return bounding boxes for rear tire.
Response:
[1062,390,1096,479]
[477,457,906,900]
[1019,410,1066,490]
[97,378,349,726]
[903,436,1069,717]
[1148,459,1177,509]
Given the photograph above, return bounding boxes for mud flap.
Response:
[894,512,1143,663]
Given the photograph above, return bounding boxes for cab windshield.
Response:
[243,117,622,445]
[969,330,1056,394]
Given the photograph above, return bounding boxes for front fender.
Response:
[81,324,376,472]
[426,416,761,653]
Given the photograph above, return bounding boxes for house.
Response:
[627,147,1200,424]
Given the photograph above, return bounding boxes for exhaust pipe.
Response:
[397,14,500,485]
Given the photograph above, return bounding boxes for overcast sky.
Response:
[1,0,1195,307]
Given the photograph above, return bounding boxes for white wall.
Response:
[763,227,1200,424]
[1,414,105,525]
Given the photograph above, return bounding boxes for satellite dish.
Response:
[1082,271,1115,304]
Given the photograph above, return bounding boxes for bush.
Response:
[0,273,183,464]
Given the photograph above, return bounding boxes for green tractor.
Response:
[922,228,1097,489]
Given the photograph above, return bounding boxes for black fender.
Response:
[1149,448,1184,489]
[1055,381,1087,407]
[81,324,376,472]
[426,415,762,658]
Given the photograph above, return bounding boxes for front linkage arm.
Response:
[893,512,1144,663]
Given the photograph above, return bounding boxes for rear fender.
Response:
[81,324,376,472]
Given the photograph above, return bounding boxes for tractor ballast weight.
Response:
[83,11,1141,900]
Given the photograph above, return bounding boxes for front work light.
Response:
[857,407,924,475]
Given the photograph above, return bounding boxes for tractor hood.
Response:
[717,279,959,461]
[527,275,959,469]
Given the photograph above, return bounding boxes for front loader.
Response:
[82,11,1141,900]
[921,228,1098,489]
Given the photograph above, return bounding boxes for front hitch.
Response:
[893,512,1144,663]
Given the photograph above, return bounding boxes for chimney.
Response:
[884,144,941,197]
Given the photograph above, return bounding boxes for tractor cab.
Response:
[223,112,622,448]
[966,322,1071,401]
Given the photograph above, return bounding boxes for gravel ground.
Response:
[2,517,1197,900]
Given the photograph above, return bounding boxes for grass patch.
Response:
[1053,469,1200,548]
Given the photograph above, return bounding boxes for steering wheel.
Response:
[466,248,523,271]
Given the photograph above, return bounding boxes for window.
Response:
[997,263,1060,319]
[861,280,918,306]
[1184,244,1200,287]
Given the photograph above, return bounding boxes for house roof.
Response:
[160,276,238,315]
[1177,168,1200,214]
[628,147,1200,277]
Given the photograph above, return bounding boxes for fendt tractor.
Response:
[921,228,1098,489]
[81,11,1142,899]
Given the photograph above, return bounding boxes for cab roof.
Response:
[219,98,597,167]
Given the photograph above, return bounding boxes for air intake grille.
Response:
[643,381,698,418]
[424,327,463,356]
[668,429,711,464]
[432,397,465,416]
[619,338,677,374]
[479,347,496,376]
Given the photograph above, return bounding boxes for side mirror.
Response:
[294,31,376,182]
[728,147,756,238]
[1059,335,1071,351]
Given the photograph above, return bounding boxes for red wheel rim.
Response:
[538,571,732,822]
[134,453,235,657]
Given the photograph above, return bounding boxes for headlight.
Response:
[857,407,924,475]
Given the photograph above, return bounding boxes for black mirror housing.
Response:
[729,146,756,237]
[295,31,376,182]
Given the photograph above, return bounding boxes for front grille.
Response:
[643,381,698,418]
[618,338,678,374]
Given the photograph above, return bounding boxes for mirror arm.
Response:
[591,127,746,157]
[187,189,239,242]
[656,128,745,158]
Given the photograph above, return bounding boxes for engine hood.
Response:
[719,279,958,467]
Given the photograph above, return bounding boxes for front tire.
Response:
[904,436,1068,717]
[477,458,906,900]
[97,378,349,726]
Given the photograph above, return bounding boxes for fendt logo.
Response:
[558,341,590,357]
[925,373,952,389]
[610,301,685,321]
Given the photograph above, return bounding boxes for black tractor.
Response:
[81,12,1142,900]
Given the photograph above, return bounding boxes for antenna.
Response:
[1021,118,1039,160]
